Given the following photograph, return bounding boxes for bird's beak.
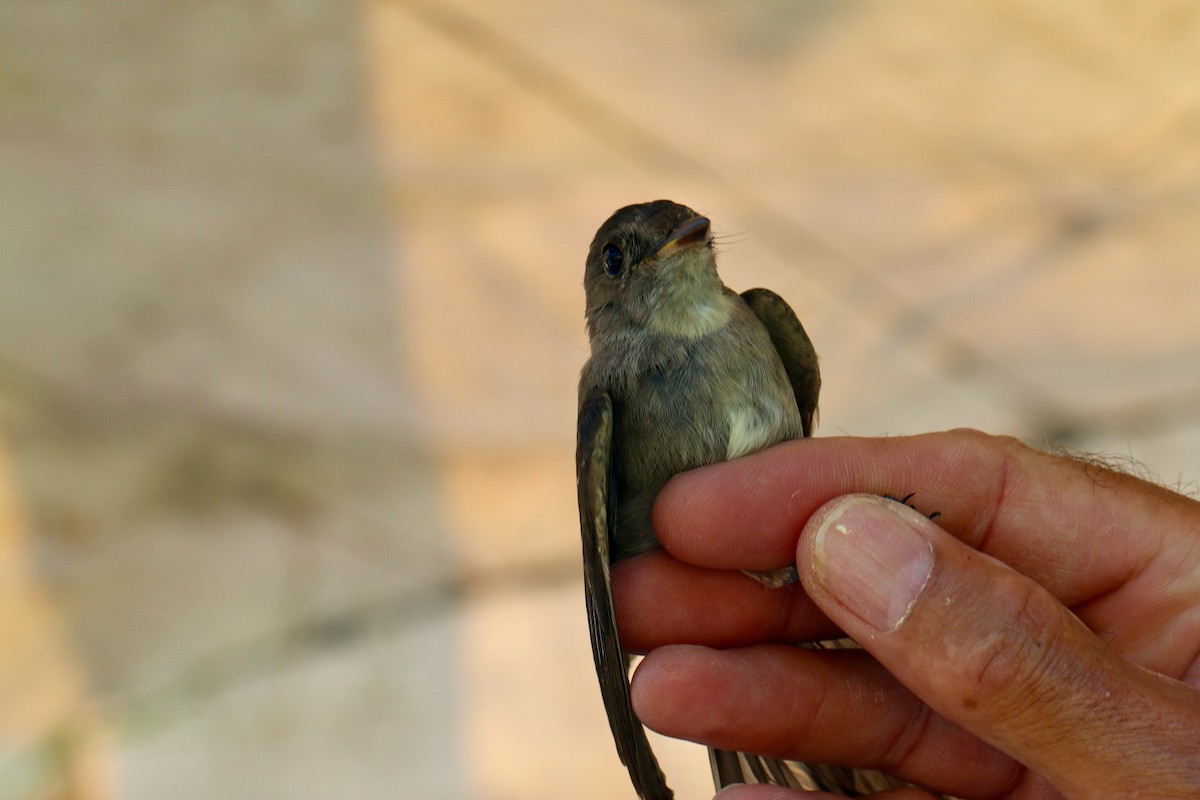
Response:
[653,216,711,258]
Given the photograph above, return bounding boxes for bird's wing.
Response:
[740,288,821,436]
[577,391,673,800]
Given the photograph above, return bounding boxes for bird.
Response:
[575,200,914,797]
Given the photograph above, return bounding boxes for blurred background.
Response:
[2,1,1199,798]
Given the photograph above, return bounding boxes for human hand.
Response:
[612,430,1200,798]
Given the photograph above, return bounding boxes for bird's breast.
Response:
[606,316,803,559]
[617,318,801,485]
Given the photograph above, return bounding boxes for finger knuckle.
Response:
[873,701,933,775]
[945,426,990,440]
[944,427,1027,455]
[957,577,1065,719]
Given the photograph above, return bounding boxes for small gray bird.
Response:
[576,201,911,798]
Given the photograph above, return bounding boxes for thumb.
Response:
[796,494,1200,798]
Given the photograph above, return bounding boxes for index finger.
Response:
[652,429,1197,605]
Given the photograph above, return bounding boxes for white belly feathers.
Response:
[725,400,787,460]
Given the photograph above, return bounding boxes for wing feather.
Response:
[578,392,673,800]
[741,288,820,436]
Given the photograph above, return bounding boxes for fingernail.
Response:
[811,496,934,631]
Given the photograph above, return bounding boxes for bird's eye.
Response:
[602,244,624,277]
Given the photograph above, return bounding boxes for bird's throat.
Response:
[645,255,731,338]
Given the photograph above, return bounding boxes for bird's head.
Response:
[583,200,724,340]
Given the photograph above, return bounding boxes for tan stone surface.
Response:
[1,1,1199,798]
